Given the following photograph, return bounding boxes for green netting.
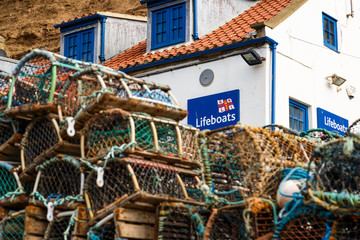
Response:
[156,121,178,154]
[0,213,25,240]
[134,117,154,151]
[0,166,17,198]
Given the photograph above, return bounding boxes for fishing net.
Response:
[44,212,75,240]
[33,156,83,207]
[300,128,342,142]
[199,124,312,204]
[329,216,360,239]
[0,211,25,240]
[156,202,204,240]
[83,109,199,163]
[0,119,17,148]
[87,222,115,240]
[262,124,299,136]
[0,163,19,199]
[305,136,360,214]
[345,118,360,137]
[84,157,200,215]
[20,117,60,171]
[0,71,10,110]
[273,200,333,239]
[203,199,275,240]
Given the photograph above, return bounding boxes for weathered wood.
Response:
[23,235,44,240]
[114,208,155,224]
[74,205,89,237]
[29,200,80,211]
[136,192,206,207]
[0,195,29,209]
[0,133,22,157]
[0,207,9,220]
[24,206,48,236]
[4,103,58,119]
[115,222,154,240]
[87,193,140,227]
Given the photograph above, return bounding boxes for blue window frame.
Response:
[151,3,185,49]
[322,13,338,51]
[289,100,308,132]
[65,28,94,62]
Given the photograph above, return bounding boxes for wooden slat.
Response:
[74,205,89,237]
[25,205,47,220]
[23,235,44,240]
[116,222,154,240]
[0,195,29,208]
[4,104,58,119]
[115,208,155,224]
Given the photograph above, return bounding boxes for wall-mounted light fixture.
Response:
[240,49,263,66]
[326,74,346,92]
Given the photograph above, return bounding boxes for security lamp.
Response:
[326,74,346,87]
[240,49,263,66]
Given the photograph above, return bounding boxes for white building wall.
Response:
[196,0,258,38]
[139,46,270,127]
[266,0,360,128]
[104,17,147,60]
[0,57,19,74]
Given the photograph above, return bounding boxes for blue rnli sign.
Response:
[317,108,348,135]
[187,89,240,130]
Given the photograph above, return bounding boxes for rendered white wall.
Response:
[266,0,360,129]
[139,46,270,128]
[0,57,19,74]
[105,18,147,60]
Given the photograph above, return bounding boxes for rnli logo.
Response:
[218,98,235,113]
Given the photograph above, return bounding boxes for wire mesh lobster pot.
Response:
[329,216,360,239]
[199,124,311,203]
[6,50,109,118]
[0,163,21,199]
[273,201,333,239]
[204,199,275,240]
[82,109,200,164]
[84,157,202,217]
[156,202,205,240]
[345,118,360,136]
[87,221,115,240]
[43,211,75,240]
[305,136,360,215]
[32,155,83,208]
[0,210,25,240]
[0,71,10,110]
[0,118,23,162]
[299,128,342,142]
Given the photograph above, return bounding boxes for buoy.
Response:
[276,179,303,208]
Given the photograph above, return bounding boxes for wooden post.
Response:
[23,205,49,239]
[114,207,155,239]
[73,205,88,239]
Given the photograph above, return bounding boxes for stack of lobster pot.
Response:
[0,49,205,240]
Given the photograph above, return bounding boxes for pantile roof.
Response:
[103,0,297,70]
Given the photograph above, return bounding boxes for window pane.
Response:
[294,108,299,118]
[294,120,298,131]
[329,21,334,33]
[289,118,293,129]
[299,110,303,120]
[324,18,328,30]
[330,34,335,45]
[299,122,304,132]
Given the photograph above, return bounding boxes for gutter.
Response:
[99,17,107,62]
[270,42,278,125]
[192,0,199,40]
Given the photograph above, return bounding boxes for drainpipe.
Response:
[99,16,107,62]
[192,0,199,40]
[270,42,278,125]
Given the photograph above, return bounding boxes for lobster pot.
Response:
[84,157,201,216]
[204,201,275,240]
[20,117,60,171]
[273,203,332,239]
[199,124,310,202]
[0,71,10,110]
[345,118,360,136]
[156,203,204,240]
[299,128,342,142]
[306,136,360,213]
[6,50,107,118]
[330,216,360,240]
[34,156,82,207]
[43,212,75,240]
[0,211,25,240]
[0,163,22,199]
[83,109,200,164]
[87,222,115,240]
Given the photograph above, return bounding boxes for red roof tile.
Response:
[103,0,295,70]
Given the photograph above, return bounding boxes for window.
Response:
[151,3,185,49]
[322,13,338,51]
[65,28,94,62]
[289,100,308,132]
